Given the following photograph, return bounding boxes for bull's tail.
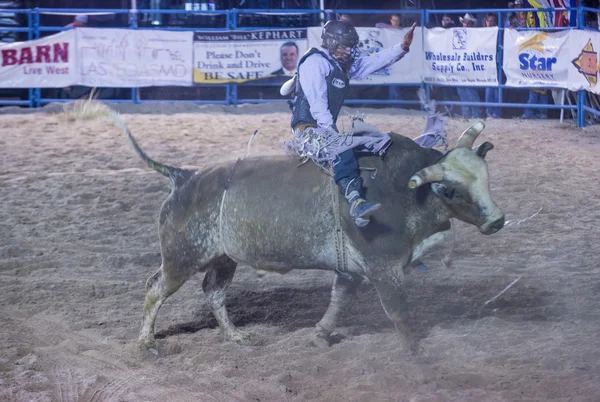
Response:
[65,98,192,185]
[108,111,192,184]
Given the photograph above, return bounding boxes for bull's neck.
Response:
[412,188,453,240]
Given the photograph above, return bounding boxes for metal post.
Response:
[576,2,585,127]
[33,8,41,107]
[231,84,238,107]
[319,0,325,24]
[577,90,586,127]
[27,10,34,108]
[231,8,237,29]
[130,8,138,104]
[423,9,430,110]
[559,90,565,124]
[497,11,503,110]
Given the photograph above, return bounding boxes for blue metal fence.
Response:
[1,6,599,127]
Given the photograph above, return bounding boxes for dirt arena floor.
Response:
[1,102,599,402]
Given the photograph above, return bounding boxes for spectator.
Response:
[522,89,549,119]
[376,14,402,29]
[375,15,404,107]
[456,13,483,119]
[441,14,456,28]
[65,14,88,29]
[338,14,354,24]
[483,13,501,118]
[459,13,477,28]
[506,0,527,28]
[271,42,299,75]
[519,3,549,119]
[437,14,458,116]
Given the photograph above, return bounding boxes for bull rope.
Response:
[330,178,350,279]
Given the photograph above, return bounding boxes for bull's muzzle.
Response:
[479,215,505,235]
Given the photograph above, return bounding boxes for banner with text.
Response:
[503,29,600,93]
[306,26,423,84]
[77,28,194,87]
[503,29,570,89]
[422,27,499,86]
[0,30,77,88]
[193,29,308,83]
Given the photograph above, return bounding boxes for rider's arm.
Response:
[298,55,335,129]
[349,44,407,80]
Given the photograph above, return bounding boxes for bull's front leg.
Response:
[313,273,363,347]
[371,270,421,354]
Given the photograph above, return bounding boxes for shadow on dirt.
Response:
[155,276,566,340]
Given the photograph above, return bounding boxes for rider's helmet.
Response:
[321,20,360,66]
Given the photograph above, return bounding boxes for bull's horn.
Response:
[456,121,485,149]
[408,164,445,188]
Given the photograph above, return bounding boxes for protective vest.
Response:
[290,48,350,131]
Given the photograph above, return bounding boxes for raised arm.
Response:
[349,22,417,80]
[349,45,408,79]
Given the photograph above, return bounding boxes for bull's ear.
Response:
[472,142,494,159]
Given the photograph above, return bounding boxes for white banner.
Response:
[504,28,600,94]
[422,27,499,86]
[306,26,423,84]
[193,29,308,83]
[568,30,600,94]
[0,30,77,88]
[503,29,570,89]
[76,28,194,87]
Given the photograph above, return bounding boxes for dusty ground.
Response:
[1,102,599,402]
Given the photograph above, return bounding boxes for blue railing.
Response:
[0,6,599,126]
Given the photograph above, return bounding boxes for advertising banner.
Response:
[503,28,570,88]
[0,30,77,88]
[504,28,600,94]
[193,29,308,83]
[422,27,499,86]
[76,28,194,87]
[568,29,600,94]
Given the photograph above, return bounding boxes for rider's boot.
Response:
[338,176,381,227]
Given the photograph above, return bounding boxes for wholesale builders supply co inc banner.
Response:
[2,26,600,94]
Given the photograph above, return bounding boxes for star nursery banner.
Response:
[503,28,600,94]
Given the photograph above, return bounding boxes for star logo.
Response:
[571,39,598,87]
[518,32,548,54]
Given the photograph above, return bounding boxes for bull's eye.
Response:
[443,187,455,199]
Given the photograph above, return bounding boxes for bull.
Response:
[102,106,504,355]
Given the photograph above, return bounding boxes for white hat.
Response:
[459,13,478,25]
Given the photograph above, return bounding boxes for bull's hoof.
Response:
[400,337,423,356]
[139,338,160,356]
[226,329,253,345]
[310,331,331,348]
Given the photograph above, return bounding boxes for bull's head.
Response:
[408,121,505,235]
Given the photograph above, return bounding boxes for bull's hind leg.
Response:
[202,255,251,345]
[313,273,363,347]
[139,261,194,355]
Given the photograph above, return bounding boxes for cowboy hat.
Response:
[459,13,478,24]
